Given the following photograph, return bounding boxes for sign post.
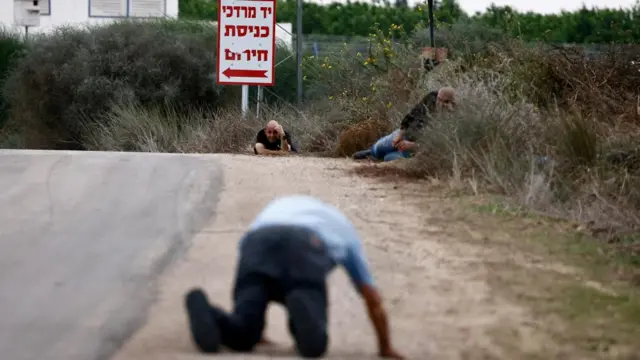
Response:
[427,0,435,48]
[217,0,277,118]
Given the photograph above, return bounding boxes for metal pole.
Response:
[427,0,435,48]
[241,85,249,118]
[296,0,303,104]
[24,26,28,40]
[256,86,264,118]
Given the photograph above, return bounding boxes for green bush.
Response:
[2,19,224,148]
[0,28,26,129]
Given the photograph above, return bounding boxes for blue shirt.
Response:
[243,195,375,288]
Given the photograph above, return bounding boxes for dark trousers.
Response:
[206,225,334,357]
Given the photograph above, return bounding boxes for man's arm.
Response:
[395,99,427,147]
[280,137,291,153]
[254,143,289,156]
[360,284,404,359]
[343,244,404,359]
[277,126,291,153]
[392,129,405,147]
[396,140,418,152]
[400,99,429,131]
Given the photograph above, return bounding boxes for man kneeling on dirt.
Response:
[353,87,456,161]
[184,195,405,359]
[254,120,298,155]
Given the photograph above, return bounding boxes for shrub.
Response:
[335,118,392,157]
[83,102,263,153]
[410,66,540,189]
[301,25,432,141]
[300,22,640,232]
[537,44,640,119]
[2,19,224,148]
[406,54,640,230]
[83,99,356,156]
[0,28,26,129]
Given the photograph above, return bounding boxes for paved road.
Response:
[0,150,222,360]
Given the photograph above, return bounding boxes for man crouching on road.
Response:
[184,195,405,359]
[254,120,298,155]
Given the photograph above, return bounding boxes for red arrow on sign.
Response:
[222,68,268,78]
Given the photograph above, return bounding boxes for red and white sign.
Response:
[216,0,277,86]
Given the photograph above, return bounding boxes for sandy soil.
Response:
[112,154,547,360]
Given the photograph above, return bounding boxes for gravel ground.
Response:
[112,154,539,360]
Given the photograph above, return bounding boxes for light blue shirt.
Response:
[243,195,375,288]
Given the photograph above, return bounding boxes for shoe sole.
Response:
[286,291,327,358]
[353,150,372,160]
[185,288,220,353]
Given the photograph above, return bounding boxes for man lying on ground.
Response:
[353,87,456,161]
[184,195,405,359]
[254,120,298,156]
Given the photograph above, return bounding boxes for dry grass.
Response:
[451,196,640,358]
[82,101,364,156]
[326,40,640,283]
[334,118,393,157]
[82,103,263,153]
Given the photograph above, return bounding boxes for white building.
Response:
[0,0,292,48]
[0,0,179,33]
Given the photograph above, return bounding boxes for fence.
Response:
[293,33,640,60]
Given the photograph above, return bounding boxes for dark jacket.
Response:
[399,90,438,141]
[398,58,444,140]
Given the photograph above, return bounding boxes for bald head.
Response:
[438,87,455,101]
[266,120,279,130]
[264,120,283,142]
[436,87,455,110]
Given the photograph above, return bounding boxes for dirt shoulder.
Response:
[113,155,639,360]
[452,196,640,360]
[354,161,640,360]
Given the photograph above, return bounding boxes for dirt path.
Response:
[112,154,545,360]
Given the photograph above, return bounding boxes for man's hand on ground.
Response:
[256,148,290,156]
[391,130,405,147]
[358,284,406,360]
[396,140,417,152]
[379,347,406,359]
[264,151,289,156]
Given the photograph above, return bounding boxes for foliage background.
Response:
[180,0,640,43]
[0,0,638,240]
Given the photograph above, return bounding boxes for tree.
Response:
[177,0,640,43]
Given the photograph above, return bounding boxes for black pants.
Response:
[211,225,334,357]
